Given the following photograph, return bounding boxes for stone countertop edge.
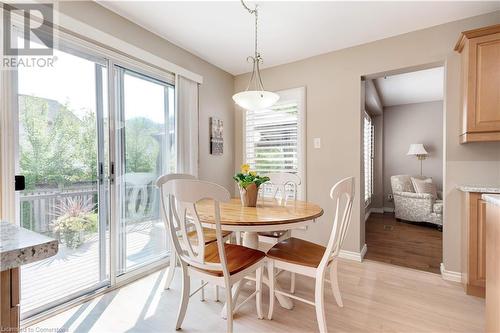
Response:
[457,185,500,193]
[482,194,500,207]
[0,221,58,271]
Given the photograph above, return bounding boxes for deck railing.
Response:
[20,183,160,236]
[20,186,98,235]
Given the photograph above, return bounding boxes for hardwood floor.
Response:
[365,213,442,274]
[28,258,483,333]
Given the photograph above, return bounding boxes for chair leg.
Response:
[200,280,205,301]
[175,264,190,330]
[215,285,219,302]
[290,272,296,294]
[267,260,275,320]
[329,260,343,307]
[225,283,233,333]
[165,253,177,290]
[256,266,263,319]
[235,231,241,245]
[315,273,327,333]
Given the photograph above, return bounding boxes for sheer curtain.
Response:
[177,76,199,177]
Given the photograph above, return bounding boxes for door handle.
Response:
[110,162,115,184]
[99,162,104,185]
[14,175,25,191]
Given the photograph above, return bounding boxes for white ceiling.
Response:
[374,67,444,107]
[97,1,500,75]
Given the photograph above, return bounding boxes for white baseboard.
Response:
[364,210,371,222]
[383,207,394,213]
[339,244,367,262]
[440,263,461,282]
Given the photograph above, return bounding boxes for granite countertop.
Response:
[0,221,58,271]
[457,185,500,193]
[482,194,500,207]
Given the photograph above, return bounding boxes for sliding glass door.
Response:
[114,66,175,275]
[16,43,109,317]
[13,38,176,318]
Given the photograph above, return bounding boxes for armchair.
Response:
[390,175,443,227]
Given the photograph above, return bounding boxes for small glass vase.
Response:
[239,183,258,207]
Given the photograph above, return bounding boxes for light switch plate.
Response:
[314,138,321,149]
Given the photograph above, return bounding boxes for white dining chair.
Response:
[258,172,301,293]
[235,172,301,244]
[161,179,266,333]
[266,176,355,333]
[156,173,232,299]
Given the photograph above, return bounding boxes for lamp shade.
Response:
[407,143,428,156]
[232,90,280,111]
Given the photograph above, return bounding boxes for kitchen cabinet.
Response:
[455,24,500,143]
[0,221,58,332]
[462,192,487,297]
[0,268,19,331]
[483,195,500,333]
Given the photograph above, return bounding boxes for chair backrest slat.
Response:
[156,173,196,232]
[262,172,301,200]
[159,178,231,274]
[319,177,355,270]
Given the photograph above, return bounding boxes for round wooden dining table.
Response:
[196,197,324,314]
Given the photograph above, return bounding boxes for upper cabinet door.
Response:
[456,24,500,143]
[467,32,500,133]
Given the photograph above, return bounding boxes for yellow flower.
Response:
[241,164,250,174]
[249,171,257,177]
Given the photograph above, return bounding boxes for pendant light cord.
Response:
[241,0,265,92]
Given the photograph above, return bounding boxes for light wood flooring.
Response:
[365,213,442,274]
[28,258,483,332]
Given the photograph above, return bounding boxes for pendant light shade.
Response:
[233,1,279,111]
[232,90,280,111]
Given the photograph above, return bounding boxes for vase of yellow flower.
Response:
[233,164,270,207]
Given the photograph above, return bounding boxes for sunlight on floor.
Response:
[28,259,484,333]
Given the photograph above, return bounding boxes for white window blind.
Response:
[244,87,305,199]
[364,114,374,205]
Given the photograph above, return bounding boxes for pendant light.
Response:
[232,0,279,111]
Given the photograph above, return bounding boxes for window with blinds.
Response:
[364,114,374,205]
[244,87,305,199]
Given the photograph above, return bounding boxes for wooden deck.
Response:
[21,219,168,316]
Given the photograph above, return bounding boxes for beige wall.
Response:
[235,11,500,272]
[383,101,444,208]
[58,1,235,193]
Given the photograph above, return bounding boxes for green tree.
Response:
[80,110,98,181]
[19,95,97,188]
[19,95,161,188]
[125,117,161,173]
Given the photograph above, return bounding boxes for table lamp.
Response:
[407,143,428,176]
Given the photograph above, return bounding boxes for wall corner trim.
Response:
[339,244,367,262]
[440,263,462,282]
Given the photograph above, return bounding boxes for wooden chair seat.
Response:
[187,228,232,245]
[194,243,265,277]
[267,237,328,268]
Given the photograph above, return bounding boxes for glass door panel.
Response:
[16,45,109,317]
[115,67,175,274]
